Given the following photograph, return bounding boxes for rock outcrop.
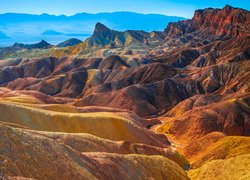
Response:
[165,5,250,38]
[80,22,151,50]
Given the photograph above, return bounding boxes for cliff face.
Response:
[165,5,250,38]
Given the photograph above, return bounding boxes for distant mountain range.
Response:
[0,12,185,47]
[0,12,185,32]
[42,30,90,37]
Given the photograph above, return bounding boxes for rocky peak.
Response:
[165,5,250,38]
[85,22,153,49]
[94,22,112,34]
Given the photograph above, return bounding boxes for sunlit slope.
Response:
[0,96,190,178]
[0,123,189,180]
[188,154,250,180]
[31,130,187,168]
[0,100,169,147]
[84,152,189,180]
[185,135,250,168]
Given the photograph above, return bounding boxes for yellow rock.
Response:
[188,154,250,180]
[0,123,189,180]
[0,101,165,147]
[188,136,250,168]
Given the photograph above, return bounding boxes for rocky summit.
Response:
[0,5,249,180]
[165,5,250,38]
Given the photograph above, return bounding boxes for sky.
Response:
[0,0,249,18]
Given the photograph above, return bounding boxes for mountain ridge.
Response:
[0,11,186,47]
[0,11,186,32]
[165,5,250,38]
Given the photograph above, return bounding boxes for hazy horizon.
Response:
[0,12,185,47]
[0,2,249,47]
[0,11,186,18]
[1,1,249,18]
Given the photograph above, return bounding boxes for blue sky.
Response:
[0,0,249,18]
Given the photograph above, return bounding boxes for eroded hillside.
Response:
[0,5,249,180]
